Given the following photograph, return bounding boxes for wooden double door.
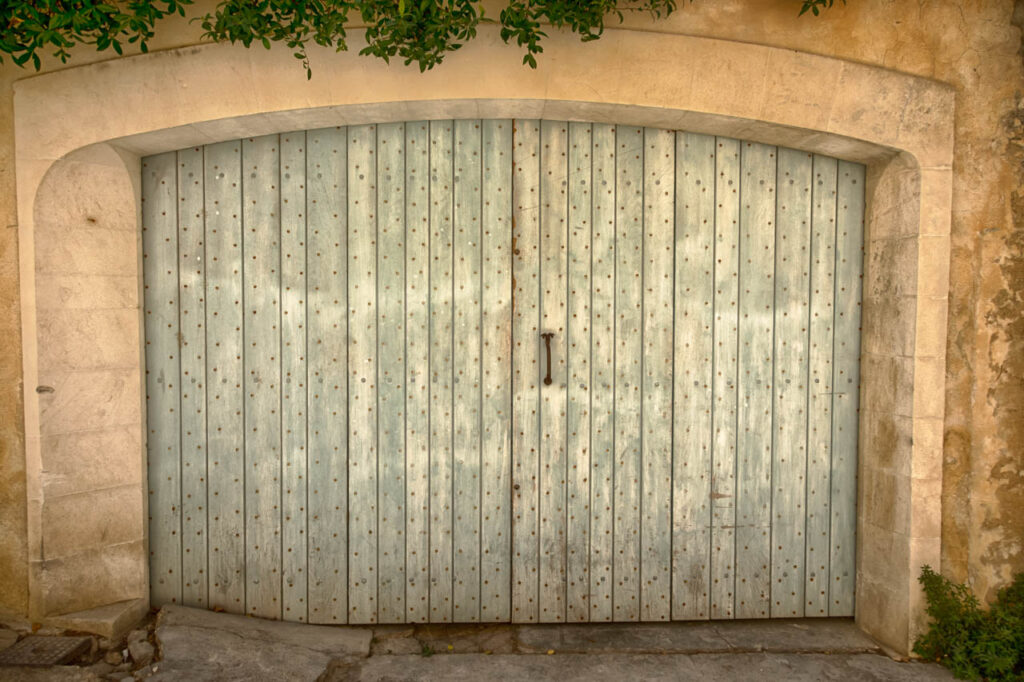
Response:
[143,119,863,625]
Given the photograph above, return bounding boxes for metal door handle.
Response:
[541,333,554,386]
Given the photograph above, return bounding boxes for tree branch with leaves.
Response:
[0,0,846,77]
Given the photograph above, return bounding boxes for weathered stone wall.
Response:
[0,79,25,618]
[1,0,1021,618]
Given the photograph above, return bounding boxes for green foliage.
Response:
[200,0,676,77]
[0,0,190,69]
[798,0,845,16]
[914,565,1024,681]
[2,0,846,77]
[497,0,676,69]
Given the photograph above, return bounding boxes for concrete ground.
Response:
[0,606,954,681]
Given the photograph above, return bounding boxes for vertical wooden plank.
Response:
[566,121,593,622]
[453,119,483,622]
[805,155,838,617]
[614,125,643,622]
[204,140,246,614]
[589,124,616,622]
[710,137,740,620]
[829,161,864,617]
[511,119,541,623]
[348,124,379,624]
[149,127,863,628]
[641,128,674,621]
[242,135,282,620]
[671,133,716,620]
[176,147,208,609]
[429,120,455,622]
[770,148,812,617]
[306,127,348,624]
[377,122,407,623]
[405,122,431,622]
[280,132,308,622]
[143,151,182,607]
[539,120,569,623]
[735,141,776,619]
[480,120,513,622]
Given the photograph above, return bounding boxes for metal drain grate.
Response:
[0,636,92,667]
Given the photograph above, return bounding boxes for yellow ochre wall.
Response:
[0,0,1021,655]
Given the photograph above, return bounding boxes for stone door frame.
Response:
[13,30,953,654]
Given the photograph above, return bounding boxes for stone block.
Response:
[865,236,917,300]
[914,296,948,359]
[828,62,912,149]
[761,48,843,133]
[856,578,909,657]
[916,235,951,299]
[684,40,771,122]
[918,169,954,237]
[895,81,956,169]
[128,639,154,667]
[35,275,139,311]
[909,476,942,540]
[861,411,913,477]
[37,368,141,437]
[42,485,143,560]
[862,468,904,534]
[912,355,946,420]
[0,628,17,652]
[39,426,143,499]
[34,227,139,278]
[152,605,370,680]
[44,598,148,640]
[862,295,916,357]
[37,308,141,374]
[864,156,920,242]
[156,605,372,657]
[910,418,943,480]
[860,354,914,419]
[34,159,138,235]
[38,541,145,617]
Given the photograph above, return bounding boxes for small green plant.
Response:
[798,0,845,16]
[914,565,1024,681]
[420,643,434,658]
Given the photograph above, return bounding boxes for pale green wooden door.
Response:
[143,120,863,625]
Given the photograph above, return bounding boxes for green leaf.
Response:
[0,0,834,79]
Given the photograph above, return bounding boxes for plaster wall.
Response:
[0,0,1020,658]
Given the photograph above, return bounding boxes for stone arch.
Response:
[15,32,952,653]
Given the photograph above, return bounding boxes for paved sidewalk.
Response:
[0,606,954,681]
[330,652,951,681]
